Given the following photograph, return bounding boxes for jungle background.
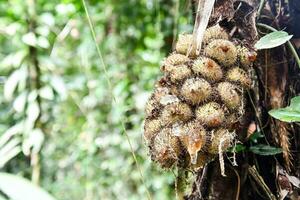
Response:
[0,0,193,199]
[1,0,300,200]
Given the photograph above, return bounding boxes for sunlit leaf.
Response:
[249,144,282,156]
[26,101,40,124]
[22,32,37,47]
[0,123,23,148]
[40,12,55,27]
[39,86,54,100]
[37,36,50,48]
[0,51,26,69]
[13,91,27,113]
[269,96,300,122]
[4,70,20,100]
[0,173,56,200]
[254,31,293,50]
[22,128,44,156]
[0,138,21,168]
[50,75,67,100]
[249,131,264,143]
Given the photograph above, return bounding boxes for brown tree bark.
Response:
[186,0,300,199]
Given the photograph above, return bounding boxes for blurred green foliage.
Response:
[0,0,194,199]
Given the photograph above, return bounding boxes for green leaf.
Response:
[26,101,40,124]
[22,32,37,47]
[254,31,293,50]
[13,91,27,113]
[229,144,246,153]
[269,96,300,122]
[249,144,282,156]
[0,173,56,200]
[50,75,67,100]
[22,128,44,156]
[4,70,20,101]
[249,131,264,143]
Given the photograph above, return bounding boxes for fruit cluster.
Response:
[144,25,256,169]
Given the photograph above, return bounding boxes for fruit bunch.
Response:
[144,25,256,169]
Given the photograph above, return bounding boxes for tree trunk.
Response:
[186,0,300,199]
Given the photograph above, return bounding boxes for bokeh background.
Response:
[0,0,195,199]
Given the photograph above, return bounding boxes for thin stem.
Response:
[26,0,42,185]
[171,0,180,49]
[81,1,152,199]
[257,23,300,68]
[257,0,266,18]
[248,166,277,200]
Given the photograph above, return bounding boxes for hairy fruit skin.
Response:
[175,34,197,57]
[192,57,223,82]
[203,24,229,44]
[144,24,256,170]
[163,64,192,83]
[161,102,192,126]
[227,67,251,87]
[238,46,257,67]
[196,102,225,127]
[217,82,242,110]
[151,128,181,168]
[181,77,212,105]
[173,120,207,164]
[163,53,190,66]
[208,129,234,154]
[144,118,162,141]
[204,39,238,66]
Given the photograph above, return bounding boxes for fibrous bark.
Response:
[187,0,300,199]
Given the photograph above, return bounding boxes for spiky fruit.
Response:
[163,64,192,83]
[172,120,207,164]
[161,102,192,126]
[175,34,197,57]
[144,24,256,170]
[196,102,225,127]
[144,118,162,141]
[208,129,234,154]
[192,57,223,82]
[181,78,212,105]
[145,86,170,117]
[227,67,251,87]
[203,24,229,44]
[151,128,181,168]
[163,53,190,66]
[238,46,257,67]
[217,82,242,109]
[204,39,237,66]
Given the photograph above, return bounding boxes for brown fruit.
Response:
[181,77,212,105]
[208,128,234,154]
[204,39,237,66]
[161,102,193,126]
[145,87,170,117]
[163,53,190,66]
[192,57,223,82]
[196,102,225,127]
[203,24,229,44]
[175,34,197,57]
[238,46,257,67]
[227,67,251,87]
[143,118,162,141]
[217,82,242,109]
[181,121,207,164]
[163,64,192,83]
[151,128,181,168]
